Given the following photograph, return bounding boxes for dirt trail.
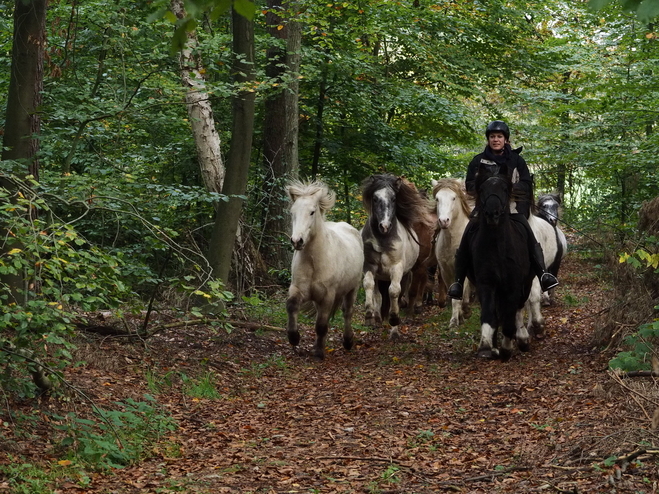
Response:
[9,252,659,493]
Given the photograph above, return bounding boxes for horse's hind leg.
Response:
[363,271,382,326]
[526,279,545,338]
[500,310,525,362]
[341,289,358,351]
[286,288,303,348]
[516,310,530,353]
[313,305,332,360]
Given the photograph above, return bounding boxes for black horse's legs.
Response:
[286,289,303,347]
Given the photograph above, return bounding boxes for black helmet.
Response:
[485,120,510,140]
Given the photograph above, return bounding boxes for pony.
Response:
[431,178,474,328]
[535,193,568,305]
[286,180,364,359]
[401,182,442,314]
[361,174,432,339]
[467,164,534,360]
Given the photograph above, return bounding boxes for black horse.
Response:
[467,163,535,361]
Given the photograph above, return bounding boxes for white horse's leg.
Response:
[478,322,498,359]
[286,286,304,348]
[388,266,404,338]
[363,271,378,326]
[516,309,530,353]
[341,289,358,351]
[526,279,545,338]
[312,298,334,360]
[449,298,463,328]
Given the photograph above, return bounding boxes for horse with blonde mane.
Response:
[431,178,474,328]
[286,180,364,359]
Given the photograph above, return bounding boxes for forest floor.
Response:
[3,239,659,493]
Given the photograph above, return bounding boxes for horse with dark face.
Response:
[361,174,432,339]
[535,193,567,306]
[467,164,534,360]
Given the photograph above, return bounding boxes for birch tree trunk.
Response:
[171,0,225,197]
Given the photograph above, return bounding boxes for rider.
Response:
[446,120,559,300]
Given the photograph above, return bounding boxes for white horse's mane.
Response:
[287,180,336,214]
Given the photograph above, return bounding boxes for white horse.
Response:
[361,174,429,339]
[286,180,364,359]
[431,178,474,328]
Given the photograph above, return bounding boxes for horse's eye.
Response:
[310,210,315,216]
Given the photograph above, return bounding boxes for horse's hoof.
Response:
[389,313,401,327]
[343,335,354,351]
[389,327,401,341]
[287,331,300,346]
[477,349,493,359]
[518,340,531,353]
[365,314,377,327]
[312,348,326,360]
[413,305,423,315]
[499,348,512,361]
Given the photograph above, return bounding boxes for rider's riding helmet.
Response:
[485,120,510,141]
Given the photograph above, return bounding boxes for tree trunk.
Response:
[1,0,47,302]
[260,0,301,269]
[207,7,256,286]
[171,0,225,198]
[2,0,46,180]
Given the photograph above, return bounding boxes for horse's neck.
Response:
[304,219,332,253]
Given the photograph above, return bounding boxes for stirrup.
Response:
[540,273,559,292]
[447,282,463,300]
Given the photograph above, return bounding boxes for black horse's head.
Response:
[475,162,512,227]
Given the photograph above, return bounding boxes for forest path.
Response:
[58,250,658,493]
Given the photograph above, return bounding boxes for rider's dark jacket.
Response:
[465,143,533,217]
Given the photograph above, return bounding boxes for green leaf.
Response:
[233,0,255,20]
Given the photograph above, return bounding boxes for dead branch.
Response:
[620,370,659,378]
[316,455,411,467]
[463,466,531,482]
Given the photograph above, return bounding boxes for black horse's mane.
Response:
[362,174,428,232]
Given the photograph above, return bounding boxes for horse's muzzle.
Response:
[291,237,304,250]
[378,222,390,234]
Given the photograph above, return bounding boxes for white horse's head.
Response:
[433,179,468,230]
[287,181,335,251]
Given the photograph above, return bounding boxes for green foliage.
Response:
[609,314,659,371]
[179,371,222,399]
[53,395,177,470]
[0,459,85,494]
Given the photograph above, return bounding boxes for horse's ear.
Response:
[286,185,298,203]
[431,179,438,187]
[394,177,403,191]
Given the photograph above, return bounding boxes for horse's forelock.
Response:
[362,174,397,211]
[287,180,335,213]
[432,178,471,217]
